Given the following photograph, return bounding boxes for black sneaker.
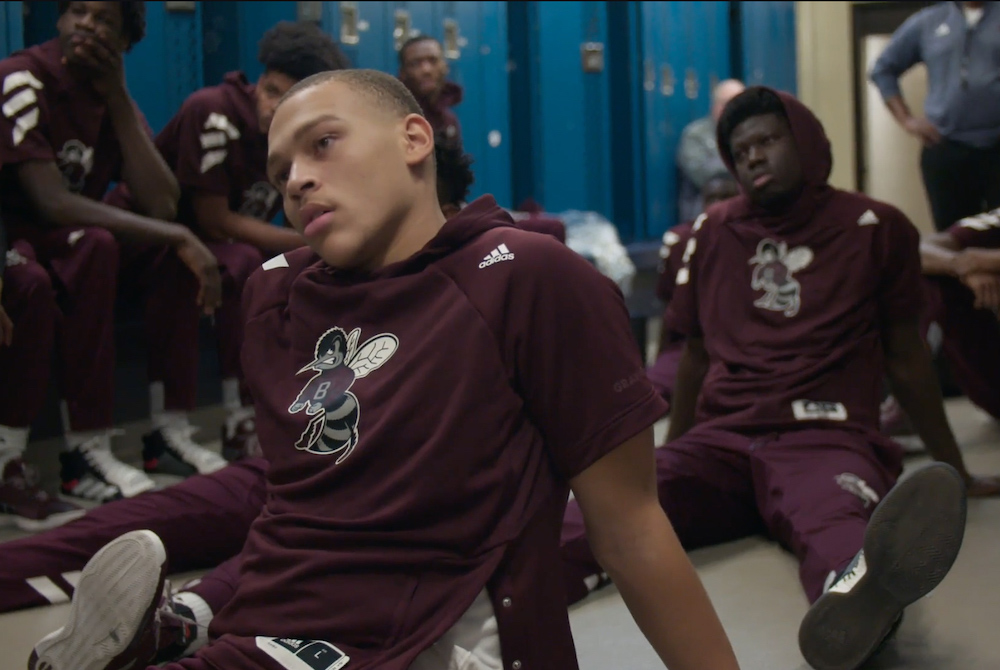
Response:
[142,424,227,476]
[798,463,967,670]
[60,433,156,502]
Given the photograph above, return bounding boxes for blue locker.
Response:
[126,1,203,133]
[740,1,797,95]
[333,1,391,72]
[202,1,299,86]
[606,0,644,242]
[1,1,24,57]
[517,1,612,218]
[447,1,511,207]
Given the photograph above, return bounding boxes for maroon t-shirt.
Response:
[154,71,281,230]
[204,196,667,669]
[948,208,1000,249]
[0,39,152,233]
[666,90,924,434]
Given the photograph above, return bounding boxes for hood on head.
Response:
[716,87,832,189]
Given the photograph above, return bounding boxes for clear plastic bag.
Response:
[557,210,637,297]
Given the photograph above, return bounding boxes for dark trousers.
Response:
[921,139,1000,231]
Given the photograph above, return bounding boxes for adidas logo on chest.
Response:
[479,243,514,269]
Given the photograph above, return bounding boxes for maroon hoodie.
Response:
[666,89,924,434]
[418,81,463,148]
[206,196,667,669]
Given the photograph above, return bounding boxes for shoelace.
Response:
[80,430,147,486]
[162,425,219,466]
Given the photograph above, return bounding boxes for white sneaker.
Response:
[61,431,157,500]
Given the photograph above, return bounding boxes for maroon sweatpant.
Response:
[561,424,903,605]
[923,276,1000,421]
[0,457,266,613]
[0,241,58,427]
[1,227,118,430]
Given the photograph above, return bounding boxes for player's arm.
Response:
[666,337,708,441]
[16,161,221,313]
[570,427,740,670]
[192,193,304,254]
[920,232,964,276]
[921,230,1000,309]
[882,319,1000,496]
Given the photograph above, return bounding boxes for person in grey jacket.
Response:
[870,1,1000,231]
[676,79,745,224]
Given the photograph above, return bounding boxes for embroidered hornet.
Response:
[288,327,399,462]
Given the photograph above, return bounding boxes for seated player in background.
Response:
[560,86,998,670]
[0,0,222,512]
[29,68,741,670]
[106,22,351,474]
[647,173,739,405]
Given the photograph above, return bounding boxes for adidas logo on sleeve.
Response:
[479,243,515,269]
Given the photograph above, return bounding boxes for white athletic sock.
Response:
[222,378,241,412]
[173,591,213,654]
[0,424,29,470]
[64,428,109,451]
[149,381,166,417]
[152,411,190,431]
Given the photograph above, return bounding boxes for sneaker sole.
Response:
[798,463,967,670]
[28,529,168,670]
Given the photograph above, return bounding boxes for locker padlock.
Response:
[660,64,675,97]
[644,59,655,92]
[581,43,605,73]
[394,10,412,51]
[340,3,360,45]
[685,68,699,100]
[444,19,462,60]
[165,1,196,11]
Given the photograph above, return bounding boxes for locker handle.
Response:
[443,18,461,60]
[660,65,675,97]
[394,10,412,51]
[340,3,360,46]
[685,68,699,100]
[644,59,656,92]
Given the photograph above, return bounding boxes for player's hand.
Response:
[955,248,1000,278]
[64,32,126,98]
[176,232,223,316]
[961,272,1000,312]
[903,117,942,146]
[966,474,1000,497]
[0,304,13,347]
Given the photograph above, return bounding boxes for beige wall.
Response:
[796,1,857,191]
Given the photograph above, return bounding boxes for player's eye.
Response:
[315,135,336,153]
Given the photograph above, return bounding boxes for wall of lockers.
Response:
[5,1,798,245]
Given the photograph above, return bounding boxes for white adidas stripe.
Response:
[26,576,69,604]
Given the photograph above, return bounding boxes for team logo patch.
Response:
[256,637,350,670]
[748,238,813,317]
[792,399,848,422]
[239,181,281,220]
[289,327,398,462]
[56,139,94,192]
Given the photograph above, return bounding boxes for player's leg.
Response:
[119,241,229,476]
[1,457,266,614]
[206,241,265,460]
[560,426,763,605]
[33,227,156,502]
[924,275,1000,421]
[919,140,983,232]
[0,241,85,530]
[752,429,966,670]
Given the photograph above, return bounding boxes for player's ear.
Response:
[402,114,434,168]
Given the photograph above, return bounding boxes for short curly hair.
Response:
[259,22,352,82]
[58,1,146,52]
[435,135,474,207]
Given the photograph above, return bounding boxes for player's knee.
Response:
[4,259,56,309]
